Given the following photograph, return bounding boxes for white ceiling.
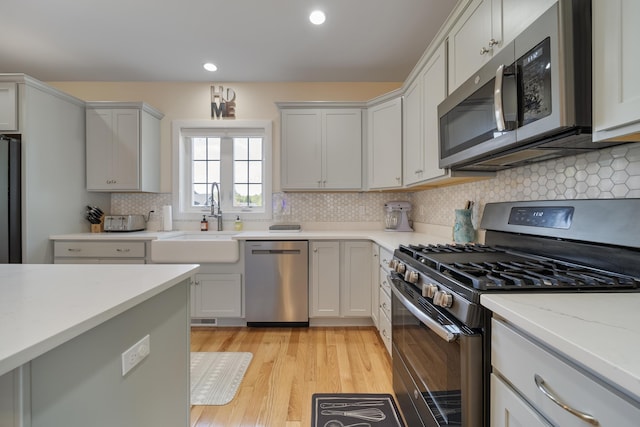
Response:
[1,0,457,82]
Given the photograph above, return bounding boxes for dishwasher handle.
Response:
[251,249,302,255]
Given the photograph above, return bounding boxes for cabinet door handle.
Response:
[415,169,423,174]
[480,46,490,55]
[488,38,499,47]
[534,374,599,425]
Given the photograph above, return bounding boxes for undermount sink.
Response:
[150,232,239,263]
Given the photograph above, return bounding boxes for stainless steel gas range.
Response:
[388,199,640,427]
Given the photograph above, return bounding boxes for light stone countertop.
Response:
[481,293,640,403]
[0,263,199,376]
[50,225,457,252]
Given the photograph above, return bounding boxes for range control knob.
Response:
[395,263,406,274]
[405,270,419,284]
[433,290,453,308]
[422,283,438,298]
[388,259,398,270]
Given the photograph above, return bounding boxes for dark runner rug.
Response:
[312,393,405,427]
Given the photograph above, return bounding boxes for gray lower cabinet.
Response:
[309,241,372,321]
[191,273,242,319]
[377,247,393,355]
[52,240,148,264]
[491,318,640,426]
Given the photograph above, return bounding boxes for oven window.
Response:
[393,291,462,425]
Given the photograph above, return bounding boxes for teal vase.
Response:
[453,209,475,243]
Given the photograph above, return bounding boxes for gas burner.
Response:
[441,259,640,291]
[409,243,499,254]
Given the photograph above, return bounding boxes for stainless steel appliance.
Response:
[103,215,146,232]
[0,135,21,263]
[244,240,309,326]
[384,201,413,232]
[389,199,640,426]
[437,1,622,172]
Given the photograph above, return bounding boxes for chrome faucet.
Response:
[210,182,223,231]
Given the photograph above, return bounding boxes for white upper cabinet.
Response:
[280,106,363,190]
[448,0,496,94]
[367,95,402,189]
[86,102,163,192]
[404,43,448,186]
[593,0,640,142]
[0,82,18,131]
[403,77,422,186]
[448,0,556,94]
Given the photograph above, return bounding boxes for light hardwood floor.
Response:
[190,326,393,427]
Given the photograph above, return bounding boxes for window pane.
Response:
[234,184,249,207]
[193,161,207,183]
[234,138,249,160]
[192,138,207,160]
[192,184,208,206]
[208,161,221,183]
[248,161,262,183]
[248,184,262,206]
[234,161,248,183]
[248,138,262,160]
[208,138,221,159]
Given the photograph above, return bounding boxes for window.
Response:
[173,120,272,220]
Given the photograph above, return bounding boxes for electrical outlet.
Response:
[121,334,150,376]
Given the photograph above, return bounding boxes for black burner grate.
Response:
[399,243,640,291]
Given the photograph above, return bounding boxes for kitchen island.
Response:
[0,263,199,427]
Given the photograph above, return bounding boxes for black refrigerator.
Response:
[1,134,21,263]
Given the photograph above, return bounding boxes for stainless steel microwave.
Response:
[438,1,608,171]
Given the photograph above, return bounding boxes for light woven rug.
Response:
[190,352,253,405]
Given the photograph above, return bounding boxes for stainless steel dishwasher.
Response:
[244,240,309,326]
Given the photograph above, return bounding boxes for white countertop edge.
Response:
[482,293,640,403]
[0,264,199,377]
[50,228,456,252]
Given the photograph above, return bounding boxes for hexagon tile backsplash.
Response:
[112,142,640,230]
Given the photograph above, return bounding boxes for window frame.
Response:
[172,119,273,221]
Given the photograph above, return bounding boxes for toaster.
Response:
[103,215,146,232]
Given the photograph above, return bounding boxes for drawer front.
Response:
[378,305,392,355]
[54,258,145,264]
[491,374,553,427]
[54,241,146,258]
[492,319,640,427]
[379,267,391,296]
[379,247,393,273]
[379,285,391,320]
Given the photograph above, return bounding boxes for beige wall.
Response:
[48,81,401,192]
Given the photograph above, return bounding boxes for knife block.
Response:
[90,215,105,233]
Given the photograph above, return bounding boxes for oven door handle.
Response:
[391,281,460,342]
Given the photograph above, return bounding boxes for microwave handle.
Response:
[494,64,506,131]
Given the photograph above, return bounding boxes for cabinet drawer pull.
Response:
[116,248,131,253]
[534,374,599,425]
[67,248,82,252]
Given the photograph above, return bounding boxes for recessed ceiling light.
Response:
[203,63,217,72]
[309,10,326,25]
